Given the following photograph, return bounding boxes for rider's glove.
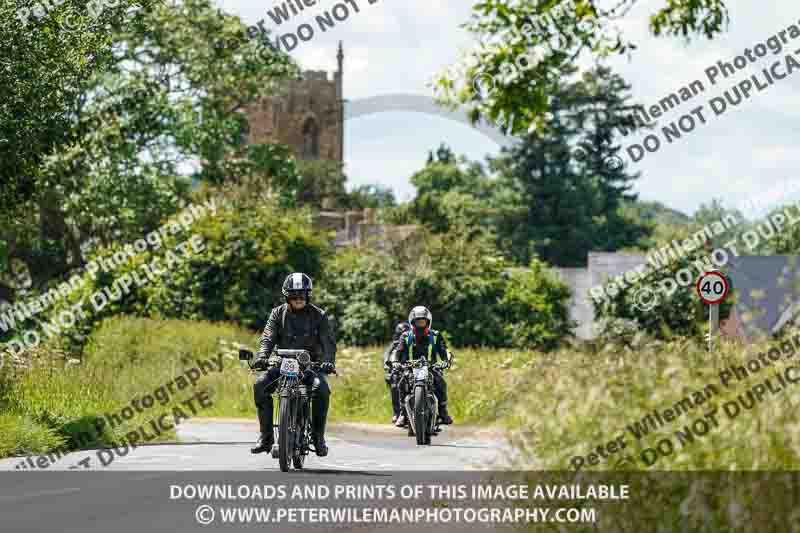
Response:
[321,362,336,373]
[253,357,269,371]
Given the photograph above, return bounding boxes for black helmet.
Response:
[282,272,313,303]
[394,321,411,340]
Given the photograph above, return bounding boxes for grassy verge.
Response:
[0,317,255,458]
[9,314,798,472]
[506,333,800,470]
[1,316,533,458]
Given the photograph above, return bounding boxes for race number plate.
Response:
[414,366,428,381]
[280,358,300,377]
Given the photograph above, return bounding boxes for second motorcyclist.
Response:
[394,306,453,425]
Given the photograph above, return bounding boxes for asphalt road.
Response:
[0,420,518,533]
[0,419,512,471]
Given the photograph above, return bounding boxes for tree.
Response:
[295,159,347,208]
[0,0,150,219]
[489,65,650,267]
[763,203,800,254]
[691,198,748,250]
[426,143,456,165]
[343,184,397,209]
[433,0,730,137]
[0,0,300,304]
[407,149,498,234]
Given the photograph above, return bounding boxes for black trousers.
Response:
[253,366,331,437]
[385,371,402,417]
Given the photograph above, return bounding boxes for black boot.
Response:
[311,393,329,457]
[251,400,274,454]
[438,403,453,425]
[390,383,401,424]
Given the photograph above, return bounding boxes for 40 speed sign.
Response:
[696,271,730,305]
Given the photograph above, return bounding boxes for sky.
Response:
[214,0,800,218]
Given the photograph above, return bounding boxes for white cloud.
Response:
[217,0,800,216]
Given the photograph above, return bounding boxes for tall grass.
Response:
[1,316,533,458]
[506,334,800,470]
[7,315,800,477]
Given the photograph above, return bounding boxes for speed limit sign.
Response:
[696,271,729,304]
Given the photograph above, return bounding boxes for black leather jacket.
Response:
[256,303,336,364]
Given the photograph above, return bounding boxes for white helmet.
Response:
[408,306,432,328]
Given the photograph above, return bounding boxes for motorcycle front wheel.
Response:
[414,386,427,446]
[278,394,294,472]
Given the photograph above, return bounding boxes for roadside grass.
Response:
[0,317,255,458]
[506,333,800,470]
[0,316,536,459]
[7,315,800,476]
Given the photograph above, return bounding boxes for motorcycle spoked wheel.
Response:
[414,386,427,446]
[278,393,294,472]
[293,394,310,469]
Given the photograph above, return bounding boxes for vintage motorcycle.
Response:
[239,348,335,472]
[396,356,450,446]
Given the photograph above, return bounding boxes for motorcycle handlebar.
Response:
[248,358,337,375]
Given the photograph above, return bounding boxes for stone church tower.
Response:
[244,42,344,164]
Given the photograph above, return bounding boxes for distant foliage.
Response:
[40,192,328,353]
[316,230,573,349]
[499,259,575,351]
[593,238,734,340]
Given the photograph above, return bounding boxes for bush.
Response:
[499,258,575,351]
[0,316,258,458]
[593,242,734,341]
[317,228,573,349]
[38,193,328,353]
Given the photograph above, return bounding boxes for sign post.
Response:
[696,270,730,352]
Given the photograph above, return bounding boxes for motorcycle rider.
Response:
[251,273,337,456]
[383,321,411,424]
[395,306,453,425]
